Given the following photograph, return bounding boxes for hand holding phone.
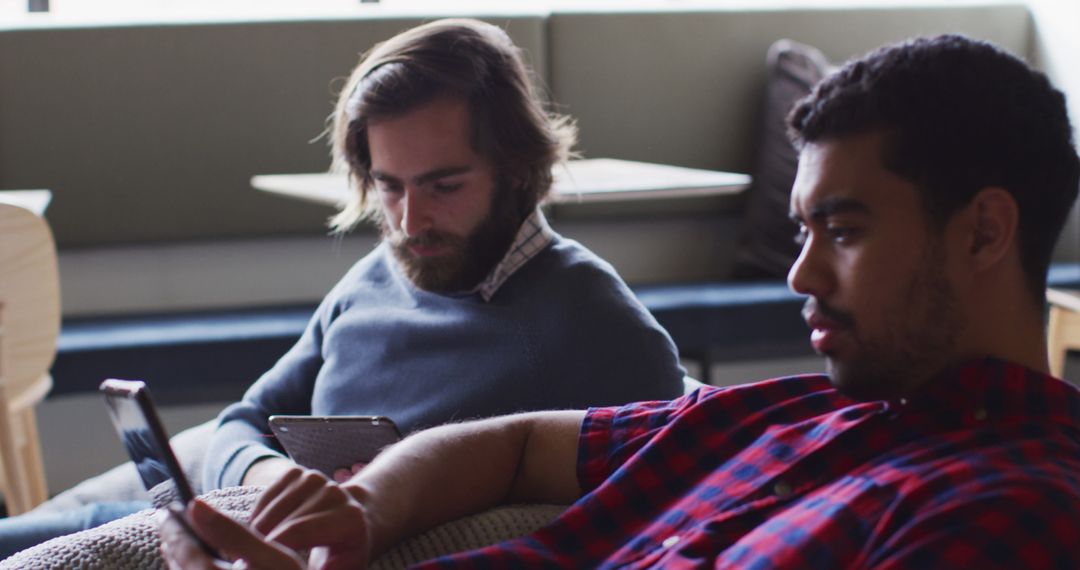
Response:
[100,378,222,560]
[100,379,195,506]
[161,499,306,570]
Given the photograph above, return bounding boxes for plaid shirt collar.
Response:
[470,209,555,302]
[882,357,1080,428]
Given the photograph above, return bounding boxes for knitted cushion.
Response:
[0,487,256,570]
[1,486,564,569]
[373,504,564,569]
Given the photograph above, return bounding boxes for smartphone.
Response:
[100,378,221,559]
[268,415,402,477]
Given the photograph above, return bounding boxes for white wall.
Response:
[1028,0,1080,261]
[1028,0,1080,141]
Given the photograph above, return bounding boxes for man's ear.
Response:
[966,187,1019,271]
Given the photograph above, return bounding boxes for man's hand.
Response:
[248,467,372,569]
[243,456,297,487]
[213,410,582,566]
[160,499,306,570]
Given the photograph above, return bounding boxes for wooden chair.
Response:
[0,202,60,514]
[1046,288,1080,378]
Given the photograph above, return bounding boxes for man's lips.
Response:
[808,323,842,353]
[407,243,446,257]
[394,229,462,259]
[802,309,849,354]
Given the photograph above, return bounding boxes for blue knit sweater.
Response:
[204,235,685,489]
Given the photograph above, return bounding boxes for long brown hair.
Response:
[328,18,577,233]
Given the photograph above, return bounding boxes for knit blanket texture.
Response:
[1,487,563,569]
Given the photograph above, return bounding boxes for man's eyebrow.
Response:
[369,170,397,183]
[416,165,471,185]
[369,166,472,186]
[791,197,870,223]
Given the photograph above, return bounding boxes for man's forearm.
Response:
[345,410,584,559]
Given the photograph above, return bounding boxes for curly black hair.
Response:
[788,34,1080,302]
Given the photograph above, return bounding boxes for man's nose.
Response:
[787,236,832,298]
[400,188,433,237]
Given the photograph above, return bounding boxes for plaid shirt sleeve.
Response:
[577,388,714,493]
[865,478,1080,569]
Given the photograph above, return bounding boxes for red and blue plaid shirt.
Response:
[419,358,1080,568]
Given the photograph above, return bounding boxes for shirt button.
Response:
[973,408,988,421]
[773,481,793,498]
[662,535,680,549]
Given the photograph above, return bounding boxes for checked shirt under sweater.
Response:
[421,358,1080,569]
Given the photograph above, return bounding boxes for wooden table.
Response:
[251,158,751,207]
[1047,288,1080,377]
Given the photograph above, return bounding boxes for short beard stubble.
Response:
[823,240,965,401]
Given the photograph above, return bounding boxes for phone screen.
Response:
[101,380,195,506]
[100,379,223,560]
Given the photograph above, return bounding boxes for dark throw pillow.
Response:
[732,39,832,280]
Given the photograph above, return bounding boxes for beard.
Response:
[381,185,523,293]
[817,243,965,401]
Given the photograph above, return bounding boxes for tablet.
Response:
[268,415,402,476]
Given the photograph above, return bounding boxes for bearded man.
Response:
[0,19,685,560]
[204,18,685,490]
